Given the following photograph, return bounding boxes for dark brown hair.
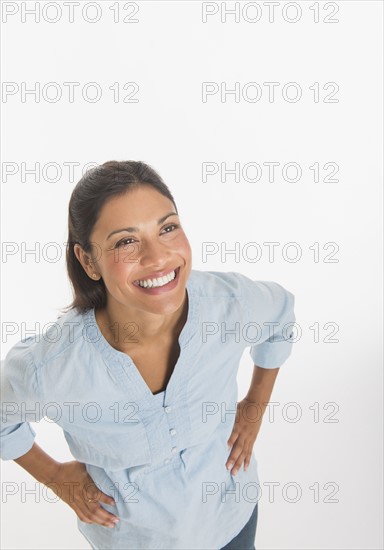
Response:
[62,160,178,315]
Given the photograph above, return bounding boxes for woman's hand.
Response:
[226,398,263,476]
[50,460,120,529]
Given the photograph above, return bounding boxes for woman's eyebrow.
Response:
[106,212,178,240]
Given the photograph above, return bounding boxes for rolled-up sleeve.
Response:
[248,280,296,369]
[0,339,42,460]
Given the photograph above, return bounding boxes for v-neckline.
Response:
[83,272,199,401]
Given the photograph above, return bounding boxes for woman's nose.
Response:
[139,239,169,267]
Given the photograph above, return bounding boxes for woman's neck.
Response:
[95,291,189,351]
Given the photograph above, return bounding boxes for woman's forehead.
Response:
[92,188,177,237]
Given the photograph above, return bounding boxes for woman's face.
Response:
[76,186,192,316]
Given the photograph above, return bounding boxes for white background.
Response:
[1,1,383,549]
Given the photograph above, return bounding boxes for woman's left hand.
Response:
[226,398,263,476]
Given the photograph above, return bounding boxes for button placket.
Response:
[163,404,179,462]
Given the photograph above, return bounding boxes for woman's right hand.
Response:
[51,460,120,529]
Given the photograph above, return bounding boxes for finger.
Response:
[76,508,93,524]
[83,482,104,504]
[76,500,101,525]
[230,449,248,476]
[83,492,117,517]
[226,439,245,469]
[84,485,117,511]
[234,441,253,474]
[98,491,116,506]
[83,502,120,528]
[243,452,252,471]
[227,431,239,450]
[226,439,252,473]
[90,503,120,527]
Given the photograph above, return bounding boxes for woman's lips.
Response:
[133,265,178,284]
[132,266,181,293]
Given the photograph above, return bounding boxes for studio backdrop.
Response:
[1,1,383,549]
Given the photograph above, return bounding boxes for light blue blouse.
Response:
[0,269,296,550]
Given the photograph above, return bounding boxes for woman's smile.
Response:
[133,265,181,293]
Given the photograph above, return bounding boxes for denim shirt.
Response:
[0,269,296,550]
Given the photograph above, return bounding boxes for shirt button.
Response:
[164,406,172,413]
[164,458,170,464]
[169,429,177,436]
[171,446,178,454]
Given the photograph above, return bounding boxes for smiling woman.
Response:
[68,167,192,363]
[0,160,296,550]
[65,160,189,314]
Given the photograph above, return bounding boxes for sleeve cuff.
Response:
[249,338,294,369]
[0,422,36,460]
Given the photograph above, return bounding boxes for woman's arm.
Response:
[226,365,280,476]
[12,442,120,528]
[244,364,280,420]
[13,442,61,485]
[1,343,119,528]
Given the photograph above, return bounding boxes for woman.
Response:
[1,160,296,550]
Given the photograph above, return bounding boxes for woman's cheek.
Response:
[106,254,136,280]
[177,233,192,261]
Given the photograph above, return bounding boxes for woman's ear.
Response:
[73,244,101,280]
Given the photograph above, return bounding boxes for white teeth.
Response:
[136,270,176,288]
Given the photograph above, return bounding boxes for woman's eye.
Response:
[115,238,135,248]
[114,224,179,248]
[162,223,179,234]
